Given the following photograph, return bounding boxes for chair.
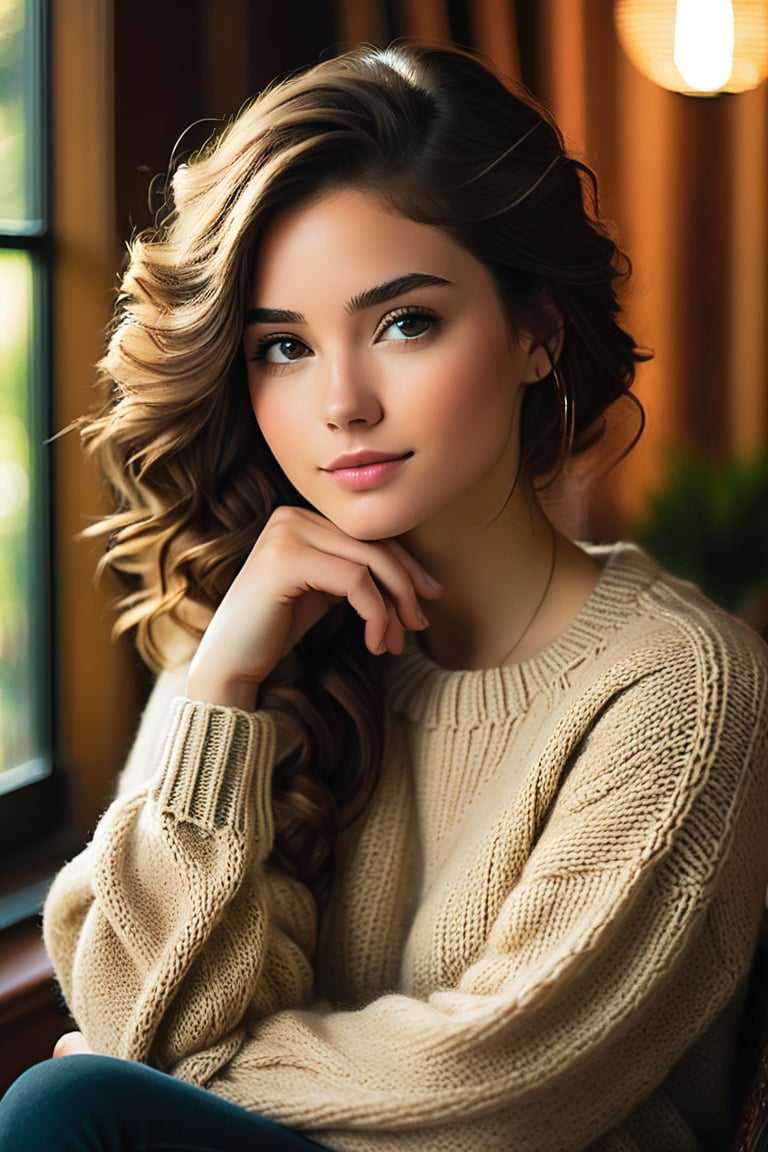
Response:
[732,914,768,1151]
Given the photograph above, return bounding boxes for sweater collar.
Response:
[386,542,660,726]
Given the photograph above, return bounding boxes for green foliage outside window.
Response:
[0,0,47,783]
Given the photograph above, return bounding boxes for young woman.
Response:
[1,41,767,1152]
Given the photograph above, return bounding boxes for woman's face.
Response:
[244,188,546,545]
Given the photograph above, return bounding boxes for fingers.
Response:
[383,537,445,601]
[276,511,444,645]
[286,544,404,656]
[53,1031,92,1058]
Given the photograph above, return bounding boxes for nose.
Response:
[322,356,383,431]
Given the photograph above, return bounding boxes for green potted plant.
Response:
[633,446,768,639]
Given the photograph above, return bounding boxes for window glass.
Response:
[0,0,44,232]
[0,0,49,797]
[0,251,47,789]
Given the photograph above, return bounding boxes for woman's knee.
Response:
[0,1055,133,1150]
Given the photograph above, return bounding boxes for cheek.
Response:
[418,346,518,442]
[249,383,296,463]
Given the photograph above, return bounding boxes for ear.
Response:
[520,307,565,385]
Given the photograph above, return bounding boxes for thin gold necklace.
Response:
[499,524,557,666]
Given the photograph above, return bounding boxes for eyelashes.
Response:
[251,334,310,366]
[248,305,442,370]
[373,305,441,343]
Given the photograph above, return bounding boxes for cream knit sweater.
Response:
[43,544,768,1152]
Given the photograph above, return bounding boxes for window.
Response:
[0,0,62,861]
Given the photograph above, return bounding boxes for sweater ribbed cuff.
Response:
[151,698,275,845]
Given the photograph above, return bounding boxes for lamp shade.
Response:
[615,0,768,95]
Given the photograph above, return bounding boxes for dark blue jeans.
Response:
[0,1055,328,1151]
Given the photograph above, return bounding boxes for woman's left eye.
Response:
[376,308,439,343]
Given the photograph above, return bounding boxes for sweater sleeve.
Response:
[43,693,318,1074]
[178,622,768,1151]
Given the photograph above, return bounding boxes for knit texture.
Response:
[43,544,768,1151]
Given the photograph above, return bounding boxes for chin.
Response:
[325,507,425,543]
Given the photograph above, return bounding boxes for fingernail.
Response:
[417,606,430,628]
[424,572,444,592]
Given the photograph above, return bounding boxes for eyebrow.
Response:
[243,272,452,327]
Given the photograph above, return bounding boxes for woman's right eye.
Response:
[253,336,311,365]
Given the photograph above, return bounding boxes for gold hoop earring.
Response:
[553,366,575,467]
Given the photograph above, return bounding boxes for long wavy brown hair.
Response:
[82,42,648,896]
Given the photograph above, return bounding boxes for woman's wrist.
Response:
[184,668,261,712]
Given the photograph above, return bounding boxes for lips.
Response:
[321,450,414,491]
[322,450,413,472]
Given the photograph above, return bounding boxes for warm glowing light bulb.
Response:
[673,0,735,91]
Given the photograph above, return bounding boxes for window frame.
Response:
[1,0,142,903]
[0,0,64,865]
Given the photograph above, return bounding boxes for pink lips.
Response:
[322,450,413,491]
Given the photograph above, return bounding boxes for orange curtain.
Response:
[334,0,768,537]
[533,0,768,536]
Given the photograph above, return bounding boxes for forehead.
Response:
[250,188,488,303]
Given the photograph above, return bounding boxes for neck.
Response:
[402,478,562,670]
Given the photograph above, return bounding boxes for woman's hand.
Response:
[53,1031,92,1058]
[186,506,443,710]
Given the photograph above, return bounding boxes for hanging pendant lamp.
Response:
[615,0,768,95]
